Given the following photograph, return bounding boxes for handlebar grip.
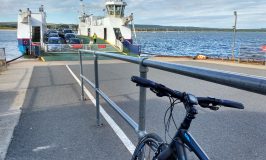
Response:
[219,99,244,109]
[197,97,244,109]
[131,76,156,88]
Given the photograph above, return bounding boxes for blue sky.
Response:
[0,0,266,29]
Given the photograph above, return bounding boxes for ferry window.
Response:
[107,5,114,15]
[115,6,122,16]
[121,6,125,16]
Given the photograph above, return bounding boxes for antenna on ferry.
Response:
[80,0,85,16]
[130,13,137,43]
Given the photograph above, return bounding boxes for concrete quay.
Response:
[0,57,265,160]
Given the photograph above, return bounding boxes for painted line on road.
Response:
[66,65,136,155]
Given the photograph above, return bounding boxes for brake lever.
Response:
[150,88,169,97]
[209,105,220,111]
[198,102,219,111]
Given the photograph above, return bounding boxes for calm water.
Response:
[0,30,266,60]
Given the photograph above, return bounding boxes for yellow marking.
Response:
[40,57,46,62]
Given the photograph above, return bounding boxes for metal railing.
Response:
[0,48,7,69]
[44,44,119,53]
[79,50,266,138]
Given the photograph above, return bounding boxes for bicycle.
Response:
[131,76,244,160]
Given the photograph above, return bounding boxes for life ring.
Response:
[261,45,266,52]
[23,39,28,45]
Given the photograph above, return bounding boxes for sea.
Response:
[0,30,22,61]
[1,30,266,61]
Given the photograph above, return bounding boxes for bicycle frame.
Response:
[175,129,209,160]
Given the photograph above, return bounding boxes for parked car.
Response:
[47,37,63,44]
[69,38,83,49]
[48,33,59,38]
[45,30,57,36]
[57,29,64,39]
[44,30,58,42]
[69,38,81,44]
[63,29,73,35]
[64,33,76,43]
[47,37,64,52]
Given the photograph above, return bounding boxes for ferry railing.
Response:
[43,44,120,53]
[78,50,266,138]
[115,39,123,51]
[0,48,7,69]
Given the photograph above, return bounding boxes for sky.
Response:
[0,0,266,29]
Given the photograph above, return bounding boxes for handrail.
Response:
[78,49,266,139]
[80,50,266,95]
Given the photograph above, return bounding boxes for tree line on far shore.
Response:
[1,22,266,32]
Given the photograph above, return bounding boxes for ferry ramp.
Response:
[4,59,266,160]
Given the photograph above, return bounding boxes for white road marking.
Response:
[66,65,136,155]
[32,145,55,152]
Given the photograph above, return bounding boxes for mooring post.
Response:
[94,52,101,126]
[79,50,85,101]
[138,58,149,139]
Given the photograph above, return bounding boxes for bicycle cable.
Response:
[164,96,180,143]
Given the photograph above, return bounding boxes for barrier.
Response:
[79,50,266,138]
[44,44,119,53]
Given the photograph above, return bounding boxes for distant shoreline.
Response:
[0,28,17,31]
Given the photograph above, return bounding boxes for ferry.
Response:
[78,0,140,54]
[16,0,140,60]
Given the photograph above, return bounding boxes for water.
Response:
[0,30,266,60]
[0,30,22,61]
[136,31,266,59]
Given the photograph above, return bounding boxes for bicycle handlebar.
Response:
[131,76,244,110]
[131,76,184,99]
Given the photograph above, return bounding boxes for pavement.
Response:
[0,57,266,160]
[0,59,34,159]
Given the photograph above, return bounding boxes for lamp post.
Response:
[232,11,237,62]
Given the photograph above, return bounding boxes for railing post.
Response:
[79,50,85,101]
[3,48,7,68]
[138,58,149,138]
[94,52,101,126]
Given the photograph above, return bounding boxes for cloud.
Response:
[0,0,265,28]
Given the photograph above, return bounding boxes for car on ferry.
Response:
[63,29,73,35]
[48,33,60,38]
[68,38,83,49]
[64,33,77,43]
[47,37,64,52]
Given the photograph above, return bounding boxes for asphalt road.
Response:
[6,61,266,160]
[68,61,266,160]
[6,65,131,160]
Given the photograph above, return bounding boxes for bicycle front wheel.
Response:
[131,133,164,160]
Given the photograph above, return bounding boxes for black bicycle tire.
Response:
[131,133,164,160]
